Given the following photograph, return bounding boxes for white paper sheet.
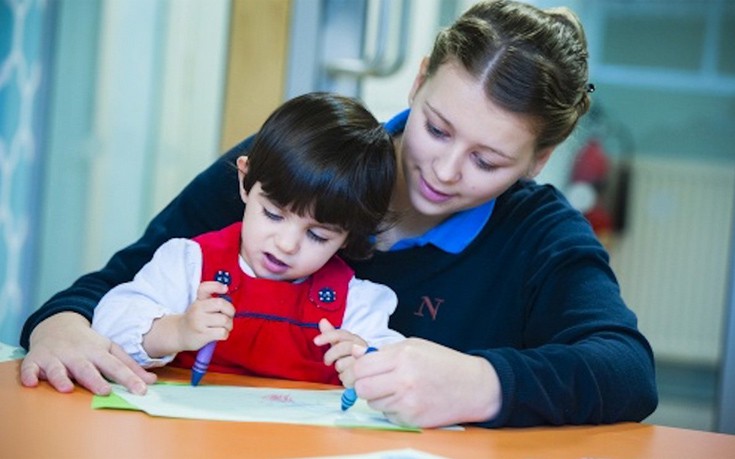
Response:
[111,383,421,432]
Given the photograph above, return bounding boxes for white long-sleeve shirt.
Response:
[92,238,404,367]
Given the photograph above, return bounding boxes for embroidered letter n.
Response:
[414,296,444,320]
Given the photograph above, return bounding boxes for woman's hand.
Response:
[349,338,503,428]
[20,312,157,395]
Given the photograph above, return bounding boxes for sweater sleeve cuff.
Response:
[468,349,516,428]
[19,300,96,350]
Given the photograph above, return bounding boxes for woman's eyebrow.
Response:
[425,102,513,160]
[425,101,452,128]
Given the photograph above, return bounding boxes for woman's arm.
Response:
[348,182,657,428]
[19,137,251,394]
[475,183,658,427]
[20,312,158,395]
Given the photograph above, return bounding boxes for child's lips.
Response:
[263,252,289,274]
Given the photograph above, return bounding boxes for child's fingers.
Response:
[207,310,234,332]
[196,281,229,300]
[335,356,356,386]
[313,318,344,346]
[190,296,235,318]
[334,355,355,374]
[197,311,234,342]
[351,344,374,358]
[322,340,356,366]
[314,319,364,346]
[212,298,235,318]
[318,318,335,333]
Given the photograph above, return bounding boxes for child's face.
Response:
[239,181,349,281]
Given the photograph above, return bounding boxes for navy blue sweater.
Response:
[22,135,657,427]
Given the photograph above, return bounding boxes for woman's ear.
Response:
[237,156,250,203]
[408,56,430,106]
[527,147,555,178]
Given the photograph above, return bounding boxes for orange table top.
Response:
[1,359,734,459]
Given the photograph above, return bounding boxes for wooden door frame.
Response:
[220,0,291,152]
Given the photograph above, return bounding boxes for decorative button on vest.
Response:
[318,287,336,303]
[214,270,232,302]
[215,270,231,285]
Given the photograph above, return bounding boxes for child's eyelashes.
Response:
[262,207,283,221]
[262,205,338,244]
[306,230,329,244]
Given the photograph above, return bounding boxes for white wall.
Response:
[35,0,230,310]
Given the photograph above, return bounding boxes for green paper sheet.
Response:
[92,381,186,411]
[93,383,421,432]
[91,391,138,411]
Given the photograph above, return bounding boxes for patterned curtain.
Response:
[0,0,54,345]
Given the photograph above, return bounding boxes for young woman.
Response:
[20,0,657,428]
[91,92,403,386]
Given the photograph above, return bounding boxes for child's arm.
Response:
[314,278,405,386]
[338,278,405,346]
[142,281,234,358]
[92,238,203,366]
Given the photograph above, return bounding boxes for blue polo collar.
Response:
[383,109,495,254]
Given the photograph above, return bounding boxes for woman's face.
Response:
[399,58,552,220]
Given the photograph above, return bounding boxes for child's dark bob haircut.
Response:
[241,92,396,260]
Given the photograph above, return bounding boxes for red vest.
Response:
[173,222,352,385]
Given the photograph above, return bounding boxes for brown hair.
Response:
[426,0,591,151]
[242,92,395,259]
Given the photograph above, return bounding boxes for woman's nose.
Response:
[432,148,462,183]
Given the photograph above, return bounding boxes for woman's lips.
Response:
[419,176,452,203]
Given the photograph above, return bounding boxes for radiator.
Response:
[610,157,735,366]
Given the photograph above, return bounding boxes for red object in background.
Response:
[585,204,613,236]
[569,138,614,241]
[571,139,610,183]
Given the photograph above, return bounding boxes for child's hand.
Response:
[177,281,235,351]
[142,281,235,358]
[313,318,367,386]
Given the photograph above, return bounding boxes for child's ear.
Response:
[237,156,250,203]
[237,156,249,176]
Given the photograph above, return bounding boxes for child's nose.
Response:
[275,225,301,254]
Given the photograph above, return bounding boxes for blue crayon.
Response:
[340,346,378,411]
